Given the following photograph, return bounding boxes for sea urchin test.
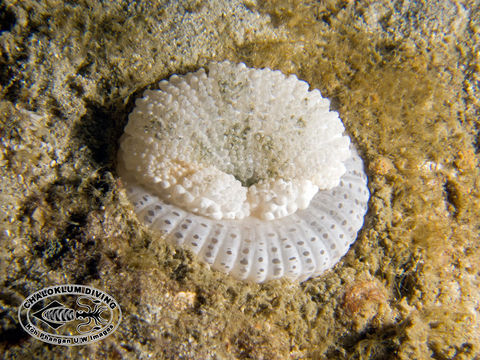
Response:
[117,61,369,282]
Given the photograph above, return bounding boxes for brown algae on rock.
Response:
[0,0,479,359]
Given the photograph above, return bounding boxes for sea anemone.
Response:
[117,61,369,282]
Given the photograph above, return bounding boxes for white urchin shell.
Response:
[118,61,369,283]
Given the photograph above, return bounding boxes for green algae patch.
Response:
[1,0,479,359]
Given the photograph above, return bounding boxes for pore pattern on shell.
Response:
[118,61,369,282]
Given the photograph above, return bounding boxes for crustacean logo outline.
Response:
[18,284,122,346]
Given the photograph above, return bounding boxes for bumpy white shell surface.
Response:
[118,61,369,283]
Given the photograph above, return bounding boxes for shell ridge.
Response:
[198,223,227,265]
[181,216,214,255]
[296,208,335,273]
[282,216,317,282]
[230,223,257,280]
[247,225,270,282]
[263,223,285,281]
[212,223,242,274]
[169,214,200,247]
[149,203,187,237]
[272,221,303,281]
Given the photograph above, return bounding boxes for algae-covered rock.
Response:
[1,0,479,359]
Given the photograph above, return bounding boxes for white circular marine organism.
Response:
[117,61,369,283]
